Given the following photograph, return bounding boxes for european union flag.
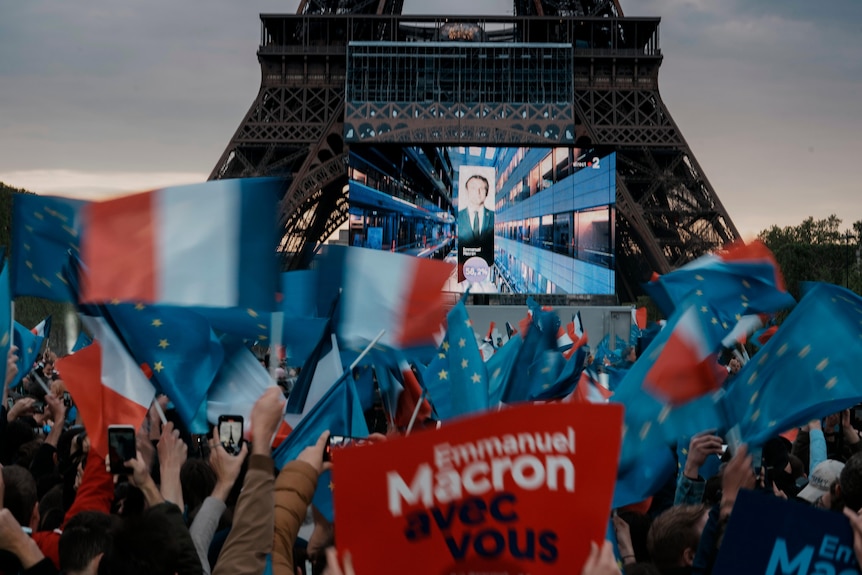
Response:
[593,333,629,367]
[11,318,50,389]
[486,334,522,406]
[100,303,224,429]
[421,343,451,420]
[11,194,86,301]
[532,347,588,401]
[612,312,726,473]
[613,445,677,508]
[188,270,325,364]
[272,373,368,468]
[644,241,794,319]
[71,331,92,353]
[273,371,368,524]
[723,283,862,446]
[445,300,489,418]
[286,319,340,415]
[419,299,488,421]
[501,297,560,404]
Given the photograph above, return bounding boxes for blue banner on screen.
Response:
[347,145,616,297]
[713,490,859,574]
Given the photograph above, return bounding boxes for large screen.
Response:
[347,145,616,297]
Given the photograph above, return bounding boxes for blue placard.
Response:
[714,489,860,574]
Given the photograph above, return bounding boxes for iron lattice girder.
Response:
[515,0,622,17]
[574,88,680,146]
[344,102,574,145]
[235,87,345,143]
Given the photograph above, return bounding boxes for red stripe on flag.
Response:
[271,420,293,449]
[396,259,452,347]
[395,364,432,427]
[718,239,787,291]
[645,329,727,404]
[635,307,648,330]
[56,343,149,458]
[81,190,156,303]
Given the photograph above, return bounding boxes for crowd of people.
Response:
[4,338,862,575]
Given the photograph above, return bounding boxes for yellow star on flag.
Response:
[154,361,165,373]
[151,319,163,327]
[438,369,448,380]
[158,339,170,349]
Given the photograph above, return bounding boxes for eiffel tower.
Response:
[210,0,739,302]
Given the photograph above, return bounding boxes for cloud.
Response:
[0,169,207,200]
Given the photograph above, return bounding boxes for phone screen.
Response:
[218,416,243,456]
[107,426,137,474]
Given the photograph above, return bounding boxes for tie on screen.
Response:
[473,212,479,234]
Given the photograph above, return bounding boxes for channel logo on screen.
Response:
[573,157,601,170]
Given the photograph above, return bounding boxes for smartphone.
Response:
[5,397,13,411]
[31,401,45,414]
[107,425,137,474]
[218,415,244,456]
[324,435,367,462]
[63,392,72,407]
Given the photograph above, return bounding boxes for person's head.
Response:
[39,483,66,532]
[798,459,844,508]
[180,458,217,521]
[99,508,183,575]
[1,419,37,465]
[1,465,40,530]
[728,357,742,375]
[837,452,862,511]
[646,504,709,570]
[624,346,637,363]
[617,510,653,563]
[464,174,489,210]
[60,511,115,575]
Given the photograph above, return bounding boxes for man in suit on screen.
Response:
[457,174,495,264]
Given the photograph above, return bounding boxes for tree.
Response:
[758,215,861,300]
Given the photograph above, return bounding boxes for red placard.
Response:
[333,402,623,575]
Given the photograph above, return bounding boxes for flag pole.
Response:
[152,397,168,426]
[348,329,385,371]
[31,372,52,395]
[405,389,426,437]
[269,311,283,382]
[345,330,397,431]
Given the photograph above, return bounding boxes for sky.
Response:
[1,0,861,239]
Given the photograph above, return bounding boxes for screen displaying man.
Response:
[457,171,495,283]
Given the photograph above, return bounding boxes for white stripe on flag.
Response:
[157,181,241,307]
[340,249,409,347]
[80,316,155,409]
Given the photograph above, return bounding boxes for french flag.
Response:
[80,178,282,309]
[55,316,156,458]
[30,316,51,338]
[644,305,727,405]
[562,311,588,359]
[316,246,454,349]
[395,360,432,428]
